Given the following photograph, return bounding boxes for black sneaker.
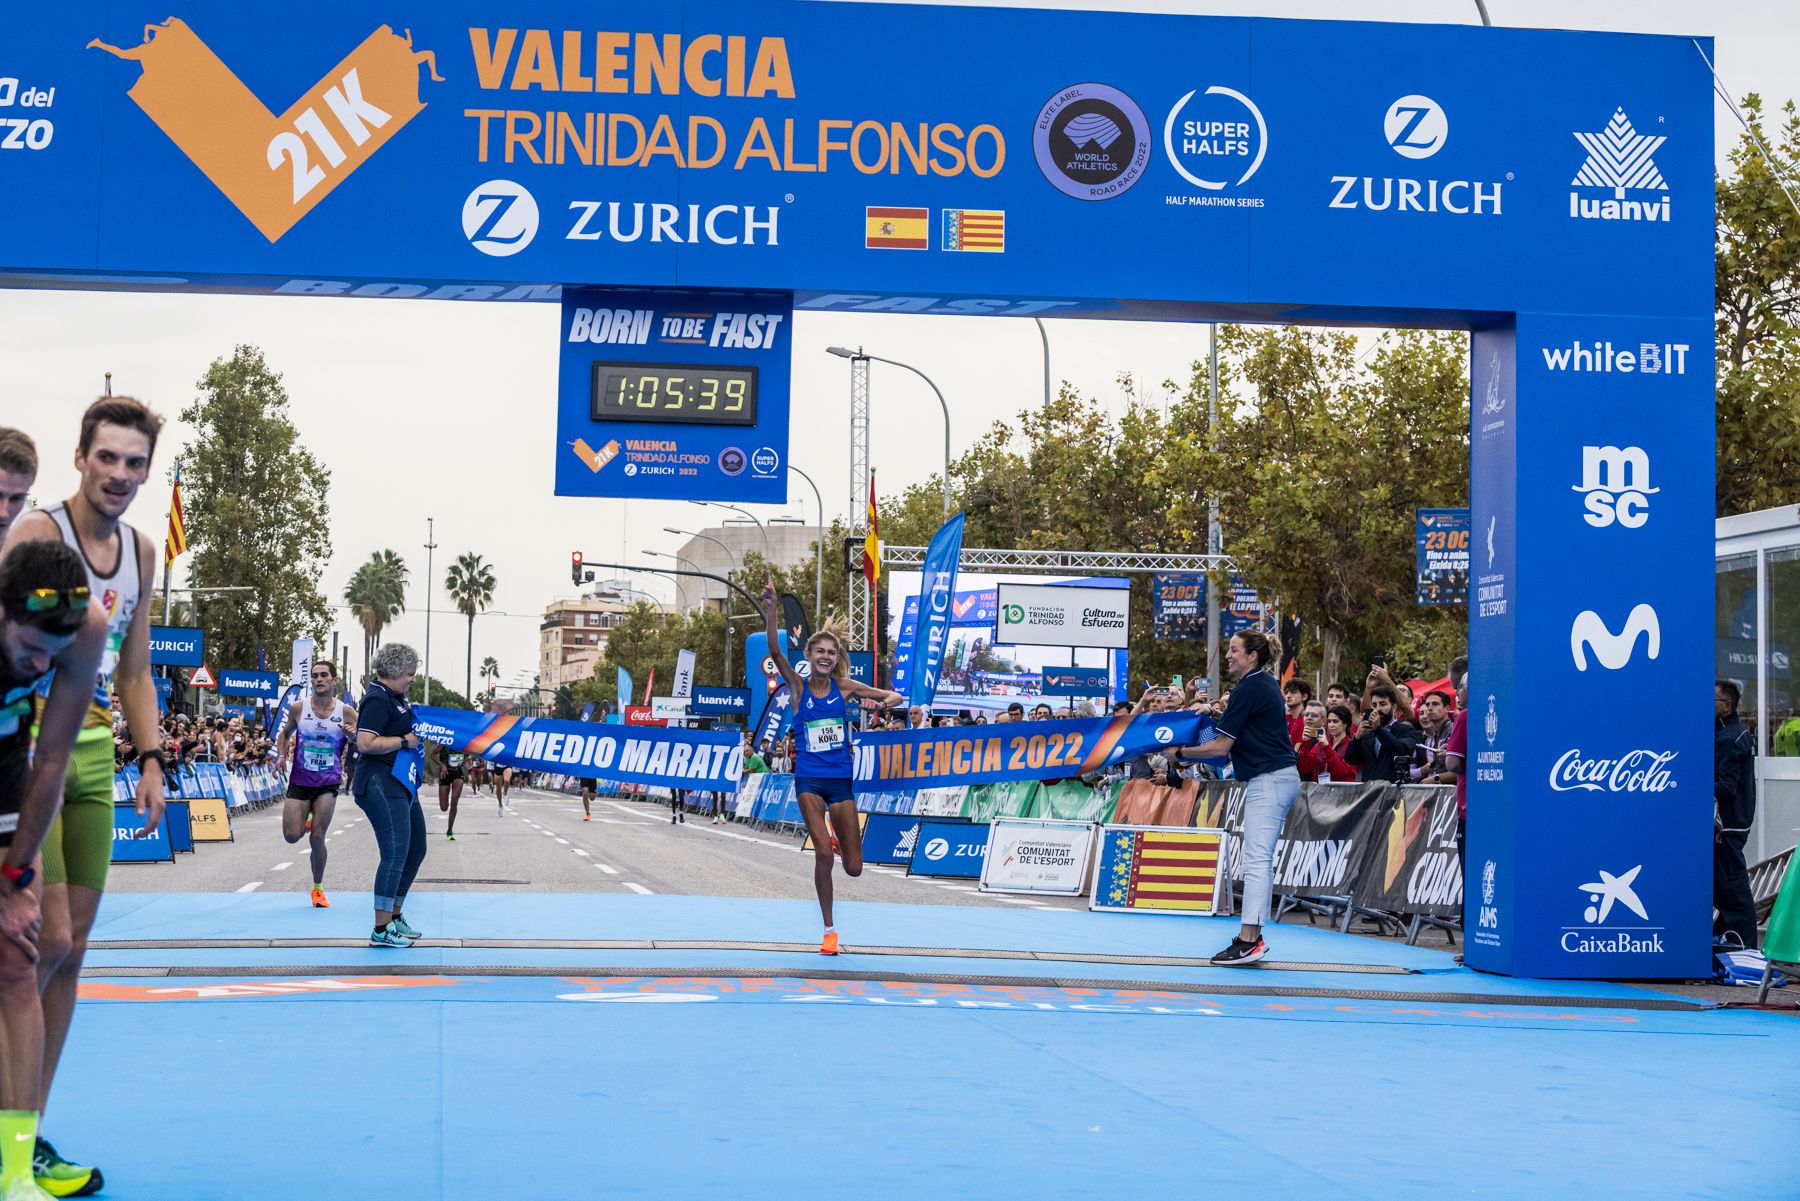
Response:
[1210,937,1268,966]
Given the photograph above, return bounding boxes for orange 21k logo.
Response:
[88,18,443,242]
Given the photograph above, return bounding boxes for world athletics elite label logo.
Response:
[1033,83,1151,201]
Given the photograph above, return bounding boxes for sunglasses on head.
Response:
[18,586,90,614]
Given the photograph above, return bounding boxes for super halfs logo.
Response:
[89,18,443,242]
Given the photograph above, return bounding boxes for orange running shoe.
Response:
[819,931,840,956]
[583,815,591,822]
[829,830,840,855]
[310,886,330,909]
[304,813,313,833]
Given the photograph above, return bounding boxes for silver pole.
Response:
[865,353,951,516]
[1034,318,1051,409]
[422,517,436,704]
[1207,325,1222,687]
[790,465,826,620]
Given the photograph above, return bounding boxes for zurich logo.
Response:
[462,180,539,257]
[923,838,950,862]
[1154,725,1174,745]
[1384,95,1448,159]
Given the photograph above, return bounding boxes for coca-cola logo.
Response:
[1548,749,1678,794]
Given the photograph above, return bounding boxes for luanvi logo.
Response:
[89,19,443,242]
[1570,109,1668,223]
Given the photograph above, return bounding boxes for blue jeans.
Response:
[354,769,426,912]
[1239,766,1301,930]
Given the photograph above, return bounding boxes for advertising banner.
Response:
[649,695,688,722]
[1352,785,1463,917]
[623,705,663,727]
[906,820,990,880]
[290,637,315,688]
[556,287,791,503]
[996,581,1130,650]
[1040,668,1110,697]
[217,669,281,699]
[616,666,634,709]
[163,799,194,853]
[1268,782,1395,898]
[1415,508,1471,605]
[853,712,1213,790]
[110,805,173,863]
[415,705,743,792]
[901,512,965,707]
[1151,573,1207,642]
[847,652,875,686]
[743,629,793,734]
[148,625,203,667]
[186,795,233,842]
[1089,825,1226,915]
[690,685,752,718]
[672,649,696,699]
[1221,577,1272,637]
[861,811,967,866]
[979,818,1095,895]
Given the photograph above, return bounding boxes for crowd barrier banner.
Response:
[913,786,969,818]
[1032,779,1117,823]
[1090,826,1226,916]
[734,774,765,820]
[852,712,1214,789]
[416,705,744,793]
[1353,785,1464,917]
[979,819,1095,896]
[164,799,194,853]
[906,820,990,880]
[1269,782,1395,898]
[861,813,971,866]
[110,804,173,863]
[750,775,802,826]
[187,795,233,842]
[961,780,1038,823]
[1113,777,1200,827]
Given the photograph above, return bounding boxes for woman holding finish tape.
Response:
[761,575,904,956]
[1177,630,1301,965]
[352,642,428,948]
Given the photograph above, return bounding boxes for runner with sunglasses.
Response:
[7,398,166,1197]
[0,540,107,1201]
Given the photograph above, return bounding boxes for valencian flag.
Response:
[1094,827,1224,914]
[164,463,188,567]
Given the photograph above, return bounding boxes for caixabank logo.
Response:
[89,18,443,242]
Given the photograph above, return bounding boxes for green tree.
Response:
[343,551,407,682]
[177,345,332,671]
[598,600,665,704]
[444,552,495,700]
[479,656,500,697]
[1716,94,1800,517]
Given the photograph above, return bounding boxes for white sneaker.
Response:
[5,1175,56,1201]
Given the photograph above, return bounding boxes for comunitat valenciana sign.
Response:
[995,583,1130,650]
[0,2,1719,978]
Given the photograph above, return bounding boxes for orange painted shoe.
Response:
[310,886,330,909]
[583,815,591,822]
[829,831,841,855]
[304,814,313,833]
[819,931,840,956]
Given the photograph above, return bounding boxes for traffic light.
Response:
[571,550,583,586]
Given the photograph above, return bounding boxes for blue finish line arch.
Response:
[1,1,1714,978]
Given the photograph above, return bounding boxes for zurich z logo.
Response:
[1570,604,1660,671]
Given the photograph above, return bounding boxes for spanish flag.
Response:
[865,207,928,250]
[862,472,880,589]
[164,463,188,567]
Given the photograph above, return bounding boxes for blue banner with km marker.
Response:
[414,705,744,791]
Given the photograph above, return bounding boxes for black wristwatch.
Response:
[137,747,168,774]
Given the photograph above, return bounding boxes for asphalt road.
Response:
[107,786,1084,913]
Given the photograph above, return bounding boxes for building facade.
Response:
[673,519,818,612]
[539,580,664,689]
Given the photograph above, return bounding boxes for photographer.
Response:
[1344,684,1419,783]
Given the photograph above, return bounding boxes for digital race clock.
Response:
[590,362,758,427]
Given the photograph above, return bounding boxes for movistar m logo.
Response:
[89,18,443,242]
[1570,603,1660,672]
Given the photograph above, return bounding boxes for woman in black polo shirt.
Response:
[353,642,427,948]
[1179,630,1301,965]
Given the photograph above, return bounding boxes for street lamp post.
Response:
[1033,318,1051,410]
[827,346,951,515]
[663,527,738,609]
[423,517,437,704]
[644,550,701,611]
[695,500,771,564]
[788,465,825,621]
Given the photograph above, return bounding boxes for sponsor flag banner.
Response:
[943,208,1005,252]
[149,625,204,667]
[269,684,303,736]
[1265,782,1396,898]
[1151,573,1207,641]
[164,463,188,567]
[903,512,965,708]
[1090,825,1226,915]
[1352,784,1463,917]
[753,684,795,751]
[672,649,696,699]
[1415,508,1471,606]
[854,711,1212,789]
[414,705,744,792]
[578,701,596,722]
[290,637,315,689]
[979,818,1095,895]
[616,666,633,709]
[865,206,928,249]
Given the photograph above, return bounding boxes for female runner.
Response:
[762,576,903,955]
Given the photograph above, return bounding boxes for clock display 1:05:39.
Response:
[589,362,759,427]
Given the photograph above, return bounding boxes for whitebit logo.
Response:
[1570,109,1669,223]
[1579,864,1647,924]
[1383,95,1447,159]
[1541,341,1688,375]
[1573,445,1658,529]
[1569,603,1660,671]
[462,180,538,256]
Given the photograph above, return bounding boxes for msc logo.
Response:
[1570,603,1660,671]
[463,181,539,256]
[1383,95,1447,159]
[1573,445,1658,528]
[89,19,442,242]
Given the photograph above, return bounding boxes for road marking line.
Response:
[993,897,1047,905]
[554,838,570,845]
[596,864,618,874]
[622,882,653,895]
[272,862,293,871]
[573,849,590,857]
[236,882,263,892]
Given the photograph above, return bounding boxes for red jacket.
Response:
[1296,734,1358,782]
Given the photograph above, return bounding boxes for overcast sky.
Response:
[2,0,1790,695]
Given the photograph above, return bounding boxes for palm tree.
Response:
[372,548,410,594]
[344,555,406,682]
[480,656,500,699]
[444,552,496,700]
